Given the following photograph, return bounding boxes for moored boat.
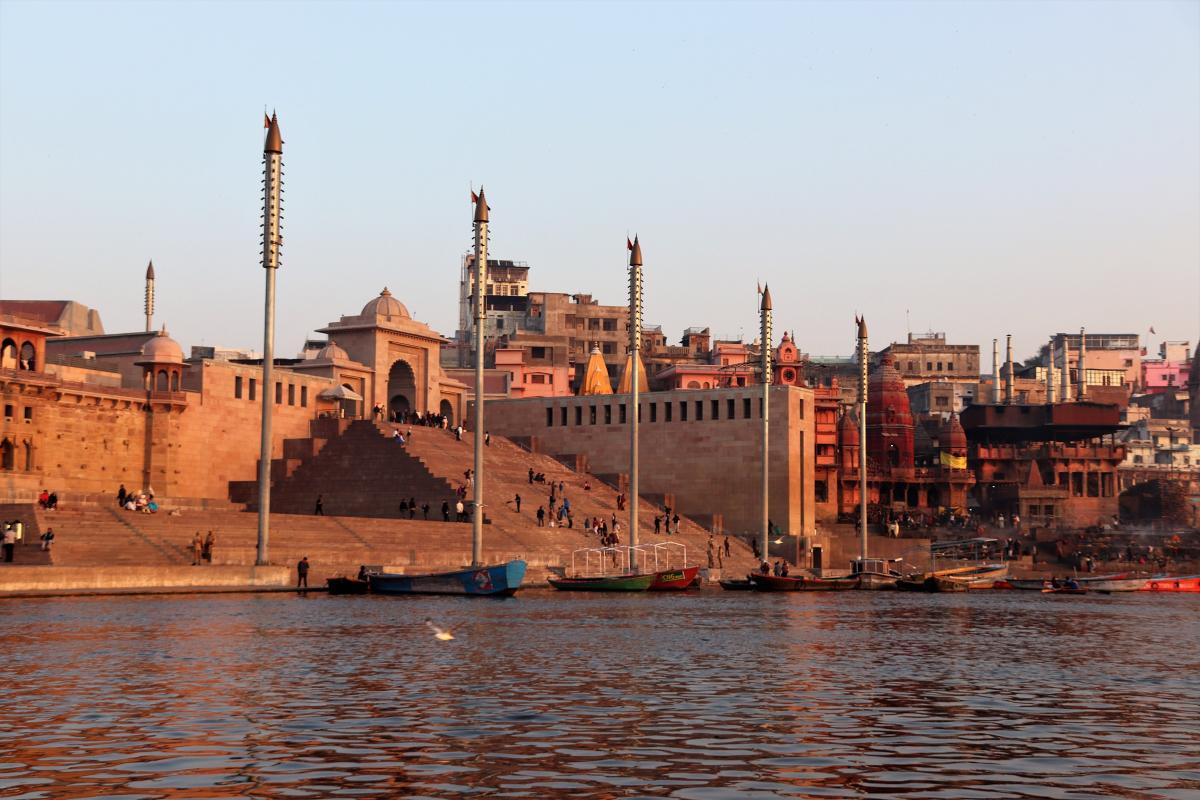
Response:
[1140,575,1200,592]
[650,565,701,590]
[935,563,1008,589]
[719,577,754,590]
[369,560,527,597]
[750,572,861,591]
[548,572,655,591]
[1042,586,1088,595]
[326,576,369,595]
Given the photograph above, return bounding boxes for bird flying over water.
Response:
[425,619,454,641]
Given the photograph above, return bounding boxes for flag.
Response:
[627,237,634,251]
[263,113,271,128]
[470,189,479,204]
[756,281,762,295]
[1149,326,1156,334]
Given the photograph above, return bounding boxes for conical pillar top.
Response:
[264,111,282,154]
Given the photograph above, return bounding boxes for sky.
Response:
[1,0,1197,362]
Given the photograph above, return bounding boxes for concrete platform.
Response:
[0,564,290,596]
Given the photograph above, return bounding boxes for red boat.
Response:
[1141,575,1200,593]
[650,565,701,590]
[749,572,861,591]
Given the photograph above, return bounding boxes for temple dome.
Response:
[941,412,967,452]
[360,288,410,320]
[317,340,348,362]
[140,329,183,364]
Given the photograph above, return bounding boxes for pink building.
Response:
[1141,341,1192,394]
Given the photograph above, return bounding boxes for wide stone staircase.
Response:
[5,422,759,586]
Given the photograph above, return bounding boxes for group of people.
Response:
[1,520,50,561]
[36,489,59,511]
[759,559,790,577]
[190,531,216,565]
[117,484,158,514]
[373,406,451,429]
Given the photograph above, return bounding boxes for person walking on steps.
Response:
[314,494,324,516]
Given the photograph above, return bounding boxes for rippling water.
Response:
[1,590,1198,799]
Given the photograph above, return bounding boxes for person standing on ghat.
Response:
[314,494,324,515]
[117,484,127,507]
[203,531,215,564]
[2,524,15,563]
[514,493,522,513]
[191,532,202,565]
[296,556,309,589]
[442,500,450,522]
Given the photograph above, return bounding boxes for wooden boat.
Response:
[1008,572,1150,592]
[719,577,755,590]
[650,565,701,591]
[935,563,1008,589]
[326,576,369,595]
[749,572,861,591]
[849,557,903,590]
[1042,586,1088,595]
[1141,575,1200,593]
[548,572,655,591]
[368,560,527,597]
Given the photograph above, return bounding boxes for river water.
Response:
[0,590,1197,799]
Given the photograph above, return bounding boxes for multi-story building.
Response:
[1141,341,1192,394]
[907,380,979,416]
[452,255,531,367]
[881,332,980,388]
[1050,331,1140,394]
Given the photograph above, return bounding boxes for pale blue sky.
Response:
[1,0,1197,360]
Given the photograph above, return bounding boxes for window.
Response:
[736,376,746,386]
[3,404,11,419]
[530,374,546,384]
[574,406,582,425]
[560,406,567,426]
[926,362,932,371]
[590,405,597,425]
[546,407,554,427]
[602,319,617,331]
[619,404,626,424]
[650,403,657,423]
[249,378,257,401]
[680,402,688,421]
[908,361,916,372]
[531,347,546,359]
[712,400,719,420]
[727,399,735,419]
[815,480,829,502]
[235,376,243,399]
[602,342,614,355]
[300,386,307,407]
[23,407,32,422]
[936,362,943,371]
[744,398,752,419]
[695,401,703,421]
[935,396,949,407]
[759,398,764,418]
[665,402,673,422]
[288,384,295,405]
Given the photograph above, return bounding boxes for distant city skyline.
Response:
[1,1,1196,361]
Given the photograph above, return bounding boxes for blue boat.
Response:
[367,559,527,597]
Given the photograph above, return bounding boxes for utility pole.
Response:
[471,187,489,567]
[856,315,869,561]
[256,112,283,566]
[628,236,643,572]
[760,285,773,564]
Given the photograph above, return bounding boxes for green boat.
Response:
[547,573,656,591]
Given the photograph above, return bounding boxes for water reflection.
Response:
[1,591,1198,799]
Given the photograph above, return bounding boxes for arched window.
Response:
[0,339,17,370]
[19,341,36,371]
[170,372,180,391]
[156,370,169,391]
[0,439,14,470]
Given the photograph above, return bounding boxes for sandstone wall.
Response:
[485,386,816,535]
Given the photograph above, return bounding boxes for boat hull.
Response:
[750,573,861,591]
[548,573,655,591]
[719,578,754,590]
[1141,575,1200,592]
[368,560,527,597]
[650,566,701,590]
[326,577,369,595]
